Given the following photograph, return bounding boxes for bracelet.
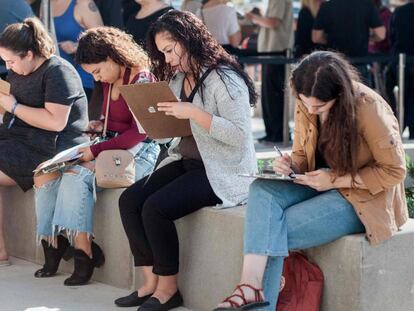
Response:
[11,100,19,115]
[7,101,19,129]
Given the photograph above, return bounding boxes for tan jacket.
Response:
[292,82,408,245]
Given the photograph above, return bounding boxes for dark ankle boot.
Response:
[34,235,72,278]
[64,241,105,286]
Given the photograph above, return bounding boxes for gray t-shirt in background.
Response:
[197,4,240,45]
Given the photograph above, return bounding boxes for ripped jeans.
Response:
[34,141,160,239]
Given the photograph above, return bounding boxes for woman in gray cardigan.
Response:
[116,10,257,311]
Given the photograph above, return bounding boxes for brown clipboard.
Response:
[119,81,192,139]
[0,79,10,115]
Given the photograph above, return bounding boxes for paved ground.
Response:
[0,258,190,311]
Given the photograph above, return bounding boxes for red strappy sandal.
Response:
[213,283,270,310]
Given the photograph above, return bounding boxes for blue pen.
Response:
[274,146,296,179]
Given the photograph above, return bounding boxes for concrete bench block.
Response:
[306,220,414,311]
[3,184,414,311]
[1,186,134,289]
[131,206,246,311]
[2,186,37,262]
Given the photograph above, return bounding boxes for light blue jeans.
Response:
[34,141,160,239]
[244,179,365,310]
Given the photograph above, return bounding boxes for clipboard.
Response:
[33,140,97,175]
[0,79,10,115]
[119,81,192,139]
[239,173,297,181]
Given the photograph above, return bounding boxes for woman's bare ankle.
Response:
[152,287,177,304]
[217,284,265,309]
[137,283,157,297]
[240,276,262,289]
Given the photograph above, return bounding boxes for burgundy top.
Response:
[90,68,156,157]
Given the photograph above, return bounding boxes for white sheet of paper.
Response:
[34,140,96,173]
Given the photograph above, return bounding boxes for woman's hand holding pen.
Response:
[273,153,295,176]
[157,101,197,119]
[294,169,335,192]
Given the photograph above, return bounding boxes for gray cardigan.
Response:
[158,67,257,208]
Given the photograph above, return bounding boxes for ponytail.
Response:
[0,17,55,58]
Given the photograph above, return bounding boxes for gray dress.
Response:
[0,56,88,191]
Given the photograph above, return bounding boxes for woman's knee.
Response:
[60,167,93,190]
[249,179,283,197]
[141,195,166,225]
[33,170,61,188]
[119,186,143,217]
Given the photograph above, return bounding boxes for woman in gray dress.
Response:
[0,17,88,266]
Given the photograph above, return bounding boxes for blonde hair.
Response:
[301,0,321,17]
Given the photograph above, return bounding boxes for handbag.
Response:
[276,251,324,311]
[95,83,136,188]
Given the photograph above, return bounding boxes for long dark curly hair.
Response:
[146,10,257,107]
[75,26,149,69]
[291,51,361,177]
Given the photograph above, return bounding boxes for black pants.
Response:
[118,159,221,276]
[385,63,414,138]
[403,64,414,138]
[261,62,286,142]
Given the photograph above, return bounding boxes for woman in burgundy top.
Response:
[33,27,159,286]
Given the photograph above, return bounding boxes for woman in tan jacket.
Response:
[215,51,408,311]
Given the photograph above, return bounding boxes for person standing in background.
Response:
[196,0,241,52]
[245,0,293,143]
[312,0,385,83]
[389,0,414,138]
[0,0,33,79]
[295,0,324,58]
[369,0,391,55]
[94,0,124,28]
[181,0,201,14]
[52,0,103,100]
[122,0,140,25]
[124,0,173,50]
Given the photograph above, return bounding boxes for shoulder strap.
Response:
[102,84,112,138]
[187,67,214,102]
[123,68,132,85]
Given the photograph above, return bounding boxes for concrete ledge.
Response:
[1,186,133,289]
[306,221,414,311]
[3,186,414,311]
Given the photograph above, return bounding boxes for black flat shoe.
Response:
[115,291,152,307]
[138,291,183,311]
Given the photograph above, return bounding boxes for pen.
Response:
[274,146,296,179]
